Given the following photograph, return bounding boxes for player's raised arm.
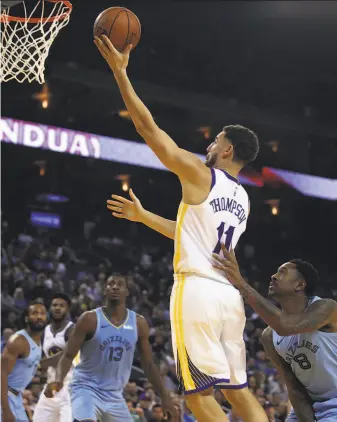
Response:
[1,336,27,422]
[94,36,209,184]
[106,189,176,239]
[136,315,178,421]
[54,312,95,390]
[261,328,315,422]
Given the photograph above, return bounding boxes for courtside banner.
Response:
[1,117,336,199]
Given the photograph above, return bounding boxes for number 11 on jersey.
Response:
[213,222,235,254]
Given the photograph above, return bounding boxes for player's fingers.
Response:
[220,243,231,258]
[112,212,125,219]
[101,35,118,53]
[94,36,109,56]
[123,43,133,55]
[107,205,124,214]
[110,195,129,204]
[129,188,139,202]
[212,253,227,266]
[107,200,124,208]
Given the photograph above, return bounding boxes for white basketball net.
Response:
[0,1,71,84]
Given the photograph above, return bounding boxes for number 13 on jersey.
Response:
[213,222,235,254]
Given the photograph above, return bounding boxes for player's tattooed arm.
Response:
[137,315,178,421]
[213,245,337,335]
[1,335,29,421]
[262,328,315,422]
[55,312,95,386]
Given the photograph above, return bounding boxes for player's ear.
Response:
[295,279,306,293]
[221,143,233,160]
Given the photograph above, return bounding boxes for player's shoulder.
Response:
[5,331,30,354]
[135,313,149,333]
[76,309,98,330]
[261,326,273,342]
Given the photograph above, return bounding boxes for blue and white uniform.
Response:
[1,330,42,422]
[70,307,138,421]
[273,297,337,422]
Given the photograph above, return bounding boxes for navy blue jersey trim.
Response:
[210,168,216,192]
[215,381,248,390]
[220,169,240,185]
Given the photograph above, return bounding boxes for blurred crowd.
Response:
[2,222,305,422]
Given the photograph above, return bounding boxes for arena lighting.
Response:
[1,118,336,199]
[115,174,130,192]
[118,110,131,120]
[33,83,51,109]
[197,126,211,140]
[265,199,280,216]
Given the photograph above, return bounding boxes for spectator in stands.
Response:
[150,404,165,422]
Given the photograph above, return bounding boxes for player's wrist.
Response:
[113,68,127,79]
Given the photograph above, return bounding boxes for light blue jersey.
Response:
[7,329,42,393]
[70,307,138,422]
[1,330,41,422]
[273,297,337,402]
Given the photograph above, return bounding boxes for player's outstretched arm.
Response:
[1,336,28,422]
[261,328,315,422]
[94,36,209,184]
[54,312,95,390]
[213,245,337,335]
[136,315,178,422]
[107,189,176,240]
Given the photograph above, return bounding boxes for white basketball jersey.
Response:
[43,321,74,385]
[173,168,249,285]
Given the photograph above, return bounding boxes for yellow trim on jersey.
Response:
[101,308,129,329]
[73,351,80,366]
[173,274,195,391]
[172,203,196,391]
[173,203,189,273]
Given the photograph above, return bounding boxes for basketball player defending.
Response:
[213,247,337,422]
[33,293,74,422]
[97,36,267,421]
[53,274,178,422]
[1,303,48,422]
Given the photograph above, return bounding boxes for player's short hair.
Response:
[106,273,129,288]
[223,124,259,165]
[51,292,72,309]
[289,259,319,296]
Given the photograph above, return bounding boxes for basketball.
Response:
[93,7,141,53]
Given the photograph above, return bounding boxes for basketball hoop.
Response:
[1,0,72,84]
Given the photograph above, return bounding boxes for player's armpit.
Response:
[261,327,315,422]
[280,299,337,335]
[138,125,210,183]
[55,311,96,383]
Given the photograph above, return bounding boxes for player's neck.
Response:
[215,163,241,180]
[51,319,68,333]
[280,295,309,315]
[105,302,127,320]
[25,328,42,343]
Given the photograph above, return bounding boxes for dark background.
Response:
[2,0,337,281]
